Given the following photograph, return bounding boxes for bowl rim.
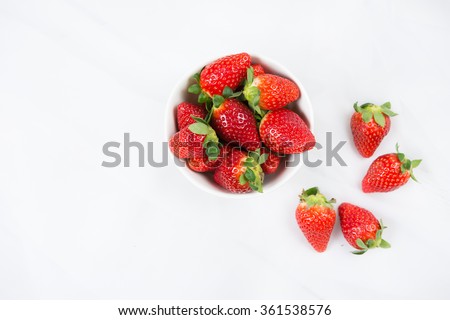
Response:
[165,54,314,199]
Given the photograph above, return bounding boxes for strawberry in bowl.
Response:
[166,53,315,197]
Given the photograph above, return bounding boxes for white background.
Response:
[1,0,450,299]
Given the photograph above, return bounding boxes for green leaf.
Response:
[352,250,367,255]
[192,73,200,83]
[410,171,419,182]
[362,109,372,123]
[248,151,259,162]
[381,108,398,117]
[191,116,208,125]
[228,91,242,99]
[243,159,255,167]
[375,229,382,242]
[411,159,422,168]
[244,168,256,182]
[247,67,254,83]
[379,102,391,109]
[198,92,209,104]
[403,159,412,170]
[239,173,247,185]
[188,123,209,135]
[303,187,319,197]
[222,86,233,99]
[356,238,368,249]
[373,111,386,127]
[258,153,269,164]
[249,183,259,192]
[353,102,361,113]
[212,95,225,108]
[188,83,201,94]
[380,239,391,249]
[367,239,376,248]
[397,153,405,162]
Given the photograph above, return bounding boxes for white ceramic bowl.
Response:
[165,54,314,198]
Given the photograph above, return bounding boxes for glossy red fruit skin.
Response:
[351,112,390,158]
[296,203,336,252]
[187,156,221,173]
[260,148,281,174]
[259,109,315,154]
[254,74,300,110]
[252,64,265,77]
[338,203,380,249]
[211,99,261,151]
[177,102,207,130]
[169,132,181,158]
[200,53,251,97]
[362,153,411,193]
[175,126,206,159]
[213,148,251,193]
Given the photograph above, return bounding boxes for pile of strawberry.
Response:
[169,53,315,193]
[295,101,422,254]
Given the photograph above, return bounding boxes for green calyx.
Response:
[353,101,397,128]
[299,187,335,208]
[188,71,245,123]
[243,67,267,121]
[352,219,391,255]
[238,148,267,193]
[202,86,243,124]
[187,72,213,106]
[395,143,422,182]
[188,116,220,160]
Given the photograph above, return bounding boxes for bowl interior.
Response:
[165,54,314,198]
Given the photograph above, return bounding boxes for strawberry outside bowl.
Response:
[165,54,314,198]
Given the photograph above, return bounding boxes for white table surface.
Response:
[1,0,450,299]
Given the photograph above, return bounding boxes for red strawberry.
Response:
[213,148,265,193]
[187,155,221,173]
[170,118,220,160]
[169,132,181,158]
[259,109,315,154]
[251,64,265,77]
[338,202,391,254]
[244,68,300,111]
[210,98,261,151]
[295,187,336,253]
[188,53,251,101]
[177,102,207,130]
[351,102,397,157]
[260,148,281,174]
[362,144,421,193]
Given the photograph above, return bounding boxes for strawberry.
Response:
[188,53,251,102]
[295,187,336,253]
[251,64,265,77]
[351,102,397,157]
[170,117,220,160]
[210,98,261,151]
[177,102,207,130]
[213,148,267,193]
[187,155,221,173]
[338,202,391,254]
[260,148,281,174]
[244,67,300,111]
[259,109,315,154]
[169,132,181,158]
[362,144,421,193]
